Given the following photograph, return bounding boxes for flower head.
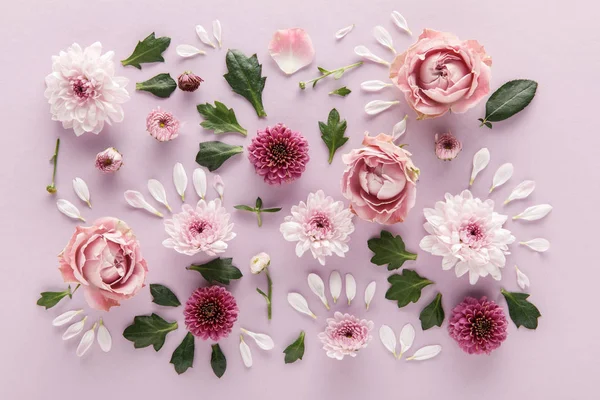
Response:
[146,108,180,142]
[163,199,236,256]
[44,42,129,136]
[250,252,270,274]
[184,286,239,341]
[317,312,374,360]
[448,296,508,355]
[419,190,515,284]
[435,132,462,161]
[95,147,123,173]
[247,123,310,185]
[280,190,354,266]
[178,71,203,92]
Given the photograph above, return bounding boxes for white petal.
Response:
[520,238,550,252]
[52,309,83,326]
[268,28,315,75]
[76,323,97,357]
[239,336,252,368]
[379,325,397,358]
[373,25,396,54]
[335,24,354,39]
[345,274,356,305]
[148,179,171,212]
[287,293,317,319]
[62,317,87,340]
[391,11,412,35]
[213,174,224,200]
[173,163,187,201]
[398,323,415,358]
[212,20,222,48]
[360,80,393,92]
[193,168,207,199]
[57,199,85,222]
[176,44,206,58]
[515,266,530,290]
[490,163,514,193]
[329,270,342,304]
[504,180,535,205]
[365,100,400,115]
[124,190,163,217]
[406,345,442,361]
[195,25,216,48]
[240,328,275,350]
[308,273,329,310]
[97,319,112,352]
[392,115,408,141]
[470,148,490,186]
[513,204,552,221]
[354,45,390,66]
[72,178,91,208]
[364,281,376,310]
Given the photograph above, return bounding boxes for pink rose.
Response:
[389,29,492,119]
[341,133,419,224]
[58,217,148,311]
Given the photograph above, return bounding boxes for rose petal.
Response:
[268,28,315,75]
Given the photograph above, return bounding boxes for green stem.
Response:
[256,210,262,227]
[265,268,273,320]
[300,62,363,89]
[47,138,60,194]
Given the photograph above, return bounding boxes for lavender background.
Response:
[1,0,597,399]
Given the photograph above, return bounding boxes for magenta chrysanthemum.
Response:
[435,132,462,161]
[317,312,374,360]
[247,123,309,185]
[184,286,239,341]
[146,108,180,142]
[448,296,508,355]
[95,147,123,173]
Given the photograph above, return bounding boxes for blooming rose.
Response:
[58,217,148,311]
[389,29,492,119]
[341,133,419,224]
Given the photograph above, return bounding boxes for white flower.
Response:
[419,190,515,284]
[44,42,129,136]
[250,252,270,274]
[280,190,354,266]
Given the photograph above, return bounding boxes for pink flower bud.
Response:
[95,147,123,173]
[434,132,462,161]
[177,71,203,92]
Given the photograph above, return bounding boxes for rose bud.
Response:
[177,71,203,92]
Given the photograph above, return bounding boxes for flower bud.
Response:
[95,147,123,173]
[177,71,203,92]
[434,132,462,161]
[250,252,270,274]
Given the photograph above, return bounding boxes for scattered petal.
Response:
[392,115,408,141]
[335,24,354,40]
[124,190,163,218]
[268,28,315,75]
[354,45,390,66]
[212,20,222,48]
[469,148,490,186]
[57,199,85,222]
[308,273,330,310]
[173,163,187,201]
[97,319,112,352]
[241,328,275,350]
[365,281,376,310]
[406,344,442,361]
[520,238,550,252]
[52,309,83,327]
[345,274,356,305]
[515,266,530,290]
[195,25,216,48]
[513,204,552,221]
[62,317,87,340]
[373,25,396,54]
[287,292,317,319]
[192,168,207,199]
[329,271,342,304]
[72,178,91,208]
[360,80,393,92]
[148,179,172,212]
[398,323,415,358]
[504,180,535,205]
[239,335,252,367]
[391,11,412,35]
[176,44,206,58]
[213,175,224,200]
[365,100,399,115]
[490,163,514,193]
[379,325,397,358]
[76,322,97,357]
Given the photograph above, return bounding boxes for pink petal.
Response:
[268,28,315,75]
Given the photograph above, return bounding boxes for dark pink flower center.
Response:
[71,76,96,100]
[308,212,332,239]
[189,220,209,236]
[197,301,221,322]
[472,315,493,339]
[460,221,486,248]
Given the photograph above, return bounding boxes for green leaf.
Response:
[123,313,178,351]
[223,49,267,117]
[36,287,72,309]
[195,141,243,172]
[385,269,434,308]
[135,73,177,98]
[210,344,227,378]
[419,293,445,330]
[283,331,305,364]
[317,67,329,74]
[170,332,195,375]
[261,208,282,213]
[501,289,541,329]
[368,230,418,271]
[480,79,538,127]
[150,284,181,307]
[187,257,243,285]
[197,101,247,136]
[329,86,352,97]
[234,205,255,212]
[121,32,171,69]
[319,108,349,164]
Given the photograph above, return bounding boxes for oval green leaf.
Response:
[481,79,538,125]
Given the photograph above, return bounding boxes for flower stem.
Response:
[299,62,363,89]
[68,283,81,298]
[265,268,272,320]
[256,210,262,227]
[46,138,60,194]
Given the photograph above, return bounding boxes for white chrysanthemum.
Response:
[280,190,354,266]
[419,190,515,284]
[44,42,129,136]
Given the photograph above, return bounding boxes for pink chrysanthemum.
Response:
[146,108,180,142]
[184,286,239,341]
[163,199,236,256]
[448,296,508,355]
[247,123,309,185]
[178,71,203,92]
[435,132,462,161]
[95,147,123,173]
[317,312,374,360]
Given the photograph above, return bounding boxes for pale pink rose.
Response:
[58,217,148,311]
[341,133,419,225]
[389,29,492,119]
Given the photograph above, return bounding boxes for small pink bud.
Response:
[435,132,462,161]
[177,71,203,92]
[95,147,123,173]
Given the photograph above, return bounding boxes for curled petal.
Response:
[57,199,85,222]
[287,292,316,319]
[213,175,224,200]
[176,44,205,58]
[392,115,408,141]
[124,190,163,217]
[515,266,530,290]
[72,178,91,208]
[268,28,315,75]
[335,24,354,40]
